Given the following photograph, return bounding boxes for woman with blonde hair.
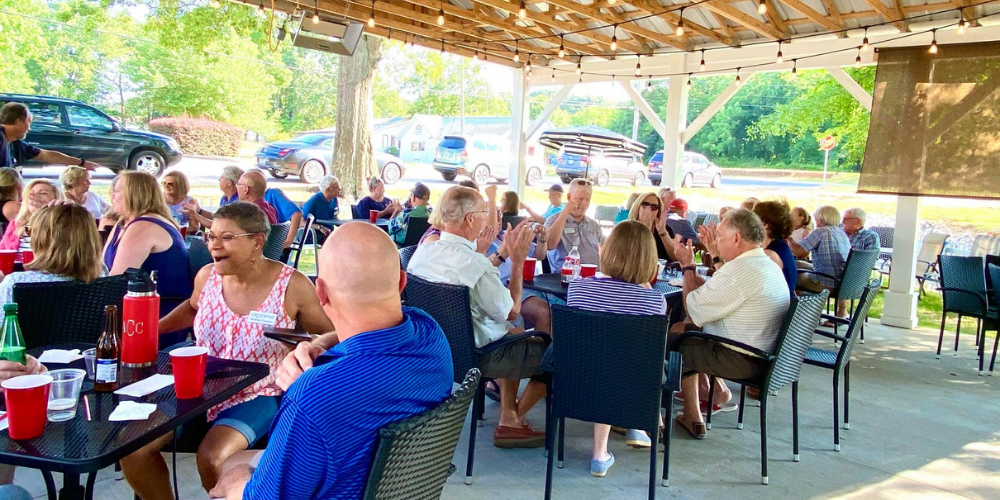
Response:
[61,166,109,220]
[161,170,197,231]
[103,171,191,345]
[0,179,63,251]
[0,168,23,234]
[0,204,106,303]
[626,191,676,261]
[566,219,667,476]
[790,206,813,243]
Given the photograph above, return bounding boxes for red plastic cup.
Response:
[3,374,53,440]
[0,251,15,275]
[523,258,537,283]
[369,210,379,223]
[170,346,209,399]
[580,264,597,278]
[21,251,34,265]
[180,227,188,238]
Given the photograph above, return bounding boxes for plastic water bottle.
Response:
[561,245,581,285]
[569,246,581,280]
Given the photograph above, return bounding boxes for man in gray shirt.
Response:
[544,179,605,270]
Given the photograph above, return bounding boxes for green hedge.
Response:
[148,117,242,157]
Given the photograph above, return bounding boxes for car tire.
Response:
[711,174,722,188]
[632,171,646,187]
[442,172,457,181]
[129,149,165,177]
[651,179,661,186]
[473,164,491,186]
[381,162,402,185]
[682,173,693,188]
[526,167,542,186]
[559,175,573,184]
[299,160,326,184]
[269,170,289,180]
[596,169,610,187]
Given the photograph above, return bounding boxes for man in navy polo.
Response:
[1,103,101,170]
[210,222,453,500]
[263,187,303,262]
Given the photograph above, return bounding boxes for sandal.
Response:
[674,414,706,440]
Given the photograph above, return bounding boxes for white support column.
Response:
[526,84,572,140]
[619,80,666,138]
[881,195,922,329]
[509,69,530,198]
[681,74,751,144]
[826,68,873,111]
[663,74,690,189]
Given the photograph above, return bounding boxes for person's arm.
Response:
[521,202,545,224]
[484,185,498,230]
[376,200,395,219]
[764,249,783,269]
[157,266,211,334]
[33,149,100,170]
[1,201,19,224]
[186,208,213,229]
[283,211,302,249]
[285,271,335,335]
[107,223,157,275]
[790,229,819,258]
[504,222,533,320]
[545,205,573,250]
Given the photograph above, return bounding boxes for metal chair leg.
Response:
[85,471,97,500]
[737,385,746,430]
[955,314,963,353]
[465,384,482,484]
[975,318,981,346]
[936,311,947,358]
[557,417,565,469]
[844,363,851,430]
[544,415,558,500]
[42,470,57,500]
[648,417,659,499]
[833,375,841,452]
[706,376,716,430]
[792,381,800,462]
[662,396,673,487]
[989,328,1000,373]
[760,396,769,485]
[978,319,987,375]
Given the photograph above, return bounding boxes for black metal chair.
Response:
[13,276,129,349]
[987,264,1000,373]
[936,255,997,373]
[676,291,828,485]
[186,236,213,277]
[400,216,430,248]
[799,248,879,341]
[402,274,550,485]
[289,214,320,270]
[351,204,360,219]
[361,368,482,500]
[263,221,291,262]
[501,214,525,230]
[399,245,418,271]
[803,281,879,451]
[543,306,673,499]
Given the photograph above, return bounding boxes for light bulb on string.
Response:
[855,47,862,68]
[687,73,692,88]
[518,0,526,20]
[647,75,652,89]
[211,0,220,8]
[437,6,445,25]
[368,1,375,28]
[558,36,565,58]
[610,25,618,51]
[551,69,556,82]
[735,67,741,86]
[861,28,869,52]
[758,0,766,15]
[791,59,797,76]
[473,47,479,60]
[513,40,520,62]
[675,8,685,37]
[635,57,641,77]
[929,29,938,54]
[608,0,616,5]
[699,49,706,71]
[441,40,445,54]
[258,1,264,15]
[775,41,783,64]
[312,10,319,24]
[958,16,967,35]
[579,73,583,83]
[576,60,581,75]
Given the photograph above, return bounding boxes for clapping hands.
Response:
[698,223,720,257]
[674,234,696,267]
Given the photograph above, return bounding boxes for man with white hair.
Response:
[545,178,604,269]
[790,205,851,294]
[185,165,245,228]
[408,186,549,448]
[842,207,880,251]
[303,175,342,238]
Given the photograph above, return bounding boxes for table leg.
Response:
[59,472,84,500]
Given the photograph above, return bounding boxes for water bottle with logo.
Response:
[121,269,160,367]
[561,245,581,285]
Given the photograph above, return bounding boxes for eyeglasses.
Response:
[160,182,175,187]
[203,232,258,244]
[640,202,660,211]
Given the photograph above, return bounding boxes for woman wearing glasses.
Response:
[103,171,191,346]
[626,191,677,262]
[121,201,332,500]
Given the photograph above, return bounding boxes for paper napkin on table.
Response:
[109,401,158,421]
[668,278,684,287]
[114,374,175,398]
[38,349,83,364]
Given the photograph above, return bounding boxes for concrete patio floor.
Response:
[10,320,1000,499]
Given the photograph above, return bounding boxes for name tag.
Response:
[563,227,577,234]
[248,311,278,326]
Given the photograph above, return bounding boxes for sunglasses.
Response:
[161,182,175,187]
[640,201,660,211]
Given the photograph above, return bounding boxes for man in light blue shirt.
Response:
[541,183,565,220]
[263,187,302,261]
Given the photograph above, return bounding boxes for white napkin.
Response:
[109,401,158,421]
[114,374,175,397]
[668,278,684,287]
[0,411,7,432]
[38,349,83,364]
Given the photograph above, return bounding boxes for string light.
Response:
[519,0,526,20]
[699,49,706,71]
[579,73,583,83]
[775,41,783,64]
[258,0,264,15]
[526,58,532,74]
[758,0,766,15]
[610,25,618,51]
[647,75,652,89]
[211,0,220,8]
[437,4,445,25]
[861,28,869,52]
[576,60,582,75]
[675,8,685,37]
[473,47,479,60]
[635,56,641,77]
[735,67,741,86]
[558,36,565,58]
[855,46,862,68]
[513,40,520,62]
[929,29,938,54]
[312,0,319,24]
[608,0,616,5]
[551,68,556,82]
[958,15,967,35]
[441,40,445,54]
[791,59,797,76]
[367,0,375,28]
[687,73,692,88]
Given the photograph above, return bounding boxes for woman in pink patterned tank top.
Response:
[121,202,334,500]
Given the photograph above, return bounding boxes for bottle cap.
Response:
[125,268,157,293]
[2,303,17,313]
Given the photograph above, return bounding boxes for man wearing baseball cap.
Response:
[667,198,700,245]
[541,184,565,220]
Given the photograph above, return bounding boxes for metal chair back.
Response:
[870,226,894,250]
[916,233,949,271]
[362,369,481,500]
[594,205,619,225]
[549,305,669,433]
[401,217,430,248]
[399,245,418,271]
[264,222,291,262]
[290,214,318,270]
[501,215,525,230]
[938,255,988,316]
[837,249,880,300]
[765,291,828,394]
[351,204,360,219]
[13,276,129,349]
[403,274,478,384]
[187,237,213,277]
[837,282,880,369]
[692,213,708,231]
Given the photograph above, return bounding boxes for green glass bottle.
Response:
[0,303,26,364]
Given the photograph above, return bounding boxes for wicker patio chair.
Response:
[936,255,997,373]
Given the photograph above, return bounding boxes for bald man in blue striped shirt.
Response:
[210,222,453,500]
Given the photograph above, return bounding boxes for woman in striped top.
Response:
[567,220,666,478]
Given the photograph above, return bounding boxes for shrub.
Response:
[148,117,243,157]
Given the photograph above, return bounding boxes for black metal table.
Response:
[317,218,391,232]
[0,342,269,500]
[523,273,682,301]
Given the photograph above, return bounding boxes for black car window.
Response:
[67,105,113,130]
[27,103,63,125]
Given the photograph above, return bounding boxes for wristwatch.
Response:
[682,265,697,274]
[495,253,507,263]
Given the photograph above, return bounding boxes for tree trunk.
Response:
[331,35,384,199]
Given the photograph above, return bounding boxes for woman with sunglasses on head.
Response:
[356,177,394,220]
[121,201,333,500]
[626,191,677,262]
[102,171,192,346]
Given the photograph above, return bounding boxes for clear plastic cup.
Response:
[46,369,85,422]
[83,349,96,379]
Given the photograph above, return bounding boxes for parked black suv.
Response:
[0,94,182,176]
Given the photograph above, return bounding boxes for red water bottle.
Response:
[121,270,160,367]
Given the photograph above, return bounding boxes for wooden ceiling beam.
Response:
[779,0,844,32]
[323,0,503,49]
[763,0,789,36]
[855,0,908,32]
[365,25,519,67]
[627,0,734,46]
[817,0,845,27]
[698,1,784,39]
[891,0,910,31]
[460,0,616,55]
[543,0,687,50]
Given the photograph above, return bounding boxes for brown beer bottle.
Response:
[94,305,121,392]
